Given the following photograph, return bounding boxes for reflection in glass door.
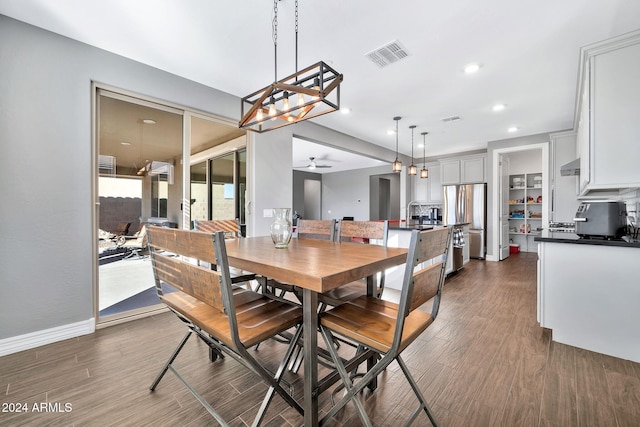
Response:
[211,153,236,220]
[189,150,247,233]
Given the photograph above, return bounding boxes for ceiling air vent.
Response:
[441,115,462,123]
[365,40,410,68]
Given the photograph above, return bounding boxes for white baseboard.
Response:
[0,318,95,357]
[486,254,499,262]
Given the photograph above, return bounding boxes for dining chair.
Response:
[193,219,257,287]
[296,218,336,240]
[319,220,389,307]
[262,218,337,299]
[319,226,452,426]
[146,226,304,426]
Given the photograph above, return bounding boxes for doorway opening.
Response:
[492,143,549,261]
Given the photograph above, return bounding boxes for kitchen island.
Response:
[385,222,468,289]
[535,231,640,362]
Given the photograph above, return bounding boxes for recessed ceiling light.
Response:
[508,126,519,133]
[341,108,350,114]
[142,119,156,124]
[492,104,506,112]
[120,141,131,146]
[464,63,480,74]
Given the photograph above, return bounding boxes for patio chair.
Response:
[147,226,304,426]
[118,224,148,259]
[319,227,452,426]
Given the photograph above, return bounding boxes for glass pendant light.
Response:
[408,125,417,176]
[392,117,402,173]
[420,131,429,179]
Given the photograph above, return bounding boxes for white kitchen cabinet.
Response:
[440,160,460,185]
[427,164,442,203]
[410,163,442,204]
[575,31,640,197]
[439,154,486,185]
[537,240,640,363]
[461,157,485,183]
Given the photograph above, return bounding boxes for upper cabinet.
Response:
[410,163,442,203]
[440,154,486,185]
[575,30,640,197]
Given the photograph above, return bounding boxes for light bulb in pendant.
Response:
[268,96,277,120]
[297,92,305,107]
[282,91,290,113]
[256,107,264,122]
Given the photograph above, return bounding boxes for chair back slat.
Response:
[408,262,443,312]
[147,226,217,264]
[398,227,452,324]
[152,254,225,313]
[337,220,388,244]
[194,219,241,238]
[413,227,450,264]
[147,227,231,313]
[297,219,336,240]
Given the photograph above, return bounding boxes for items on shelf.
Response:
[509,198,525,204]
[510,209,525,219]
[519,223,532,234]
[529,211,543,219]
[537,195,542,203]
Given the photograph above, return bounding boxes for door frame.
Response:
[92,83,241,328]
[489,142,549,262]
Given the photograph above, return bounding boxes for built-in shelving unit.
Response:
[509,173,543,252]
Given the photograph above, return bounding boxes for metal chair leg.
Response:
[396,355,438,427]
[150,330,192,391]
[320,326,373,427]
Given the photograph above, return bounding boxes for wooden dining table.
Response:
[224,235,408,426]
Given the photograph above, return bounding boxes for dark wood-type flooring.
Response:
[2,253,639,426]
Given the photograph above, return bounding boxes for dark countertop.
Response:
[534,230,640,248]
[389,221,469,231]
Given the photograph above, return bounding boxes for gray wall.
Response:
[0,15,239,340]
[321,165,396,221]
[293,170,322,220]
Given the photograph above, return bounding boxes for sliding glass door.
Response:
[96,90,247,324]
[96,90,183,323]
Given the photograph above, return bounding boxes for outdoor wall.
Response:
[99,197,142,235]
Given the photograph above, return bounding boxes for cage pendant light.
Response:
[239,0,343,133]
[392,117,402,173]
[408,125,417,176]
[420,131,429,179]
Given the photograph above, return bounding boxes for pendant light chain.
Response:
[295,0,299,73]
[273,0,278,81]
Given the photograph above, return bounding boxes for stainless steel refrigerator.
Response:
[443,183,487,259]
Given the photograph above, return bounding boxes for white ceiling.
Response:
[3,0,640,161]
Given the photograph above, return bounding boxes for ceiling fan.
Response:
[296,156,332,170]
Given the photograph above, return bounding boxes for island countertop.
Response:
[534,230,640,248]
